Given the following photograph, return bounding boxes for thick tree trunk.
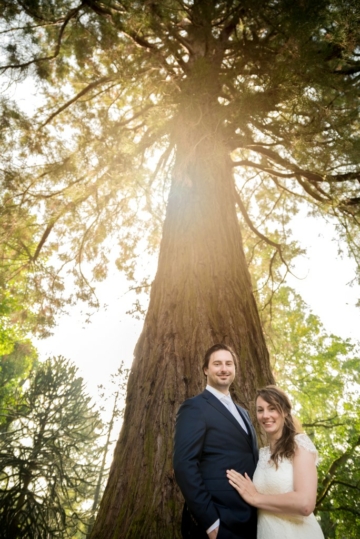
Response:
[90,102,274,538]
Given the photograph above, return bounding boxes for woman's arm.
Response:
[226,446,318,516]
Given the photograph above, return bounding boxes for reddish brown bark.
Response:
[90,100,274,539]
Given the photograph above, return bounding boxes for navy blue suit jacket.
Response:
[173,389,258,535]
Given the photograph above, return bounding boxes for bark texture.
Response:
[90,99,274,538]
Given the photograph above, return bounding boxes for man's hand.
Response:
[207,526,219,539]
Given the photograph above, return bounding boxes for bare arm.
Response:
[227,446,318,517]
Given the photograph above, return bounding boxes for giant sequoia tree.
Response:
[1,1,360,537]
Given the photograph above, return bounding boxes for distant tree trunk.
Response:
[90,97,274,539]
[87,391,119,538]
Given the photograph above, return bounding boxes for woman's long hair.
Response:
[256,385,300,467]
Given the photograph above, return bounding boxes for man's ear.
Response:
[203,369,208,377]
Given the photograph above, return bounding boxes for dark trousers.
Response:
[181,504,257,539]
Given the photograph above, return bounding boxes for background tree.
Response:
[87,362,129,537]
[0,356,103,539]
[0,1,360,537]
[0,184,66,338]
[256,285,360,538]
[246,218,360,539]
[0,339,37,430]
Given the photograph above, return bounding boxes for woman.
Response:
[226,386,324,539]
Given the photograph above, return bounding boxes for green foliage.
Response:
[261,286,360,538]
[0,356,104,539]
[0,340,37,429]
[0,193,66,337]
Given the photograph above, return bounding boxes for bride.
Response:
[227,386,324,539]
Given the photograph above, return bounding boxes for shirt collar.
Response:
[206,384,231,401]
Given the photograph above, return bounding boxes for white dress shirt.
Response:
[206,385,248,433]
[205,385,249,534]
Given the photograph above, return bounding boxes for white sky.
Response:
[35,212,360,400]
[287,213,360,340]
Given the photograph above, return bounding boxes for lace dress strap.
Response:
[257,445,272,468]
[295,433,319,465]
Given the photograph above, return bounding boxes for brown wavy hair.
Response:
[256,385,300,467]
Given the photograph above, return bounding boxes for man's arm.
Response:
[173,399,219,531]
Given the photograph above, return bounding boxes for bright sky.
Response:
[34,271,143,397]
[287,214,360,341]
[35,212,360,400]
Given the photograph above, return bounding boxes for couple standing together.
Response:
[173,343,324,539]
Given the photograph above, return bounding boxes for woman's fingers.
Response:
[226,469,246,486]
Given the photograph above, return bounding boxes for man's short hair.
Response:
[202,343,239,374]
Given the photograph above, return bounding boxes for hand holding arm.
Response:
[226,470,260,506]
[227,445,318,516]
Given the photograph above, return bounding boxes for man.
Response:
[173,343,258,539]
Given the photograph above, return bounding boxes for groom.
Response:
[173,344,258,539]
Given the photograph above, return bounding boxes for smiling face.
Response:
[256,395,286,441]
[204,350,236,394]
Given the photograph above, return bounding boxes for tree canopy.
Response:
[0,0,360,326]
[1,1,360,537]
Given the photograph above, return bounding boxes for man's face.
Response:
[204,350,236,394]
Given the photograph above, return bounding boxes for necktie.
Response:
[221,395,248,433]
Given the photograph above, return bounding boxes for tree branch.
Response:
[245,145,325,183]
[326,171,360,183]
[32,222,56,263]
[233,145,339,204]
[40,76,118,127]
[331,480,360,491]
[294,174,329,203]
[317,505,360,517]
[0,4,82,73]
[235,189,287,259]
[232,159,296,178]
[31,190,96,264]
[256,250,286,316]
[241,157,360,210]
[269,175,309,202]
[302,419,345,429]
[317,436,360,505]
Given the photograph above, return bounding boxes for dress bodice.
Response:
[253,433,324,539]
[254,433,319,495]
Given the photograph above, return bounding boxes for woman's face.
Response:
[256,395,285,439]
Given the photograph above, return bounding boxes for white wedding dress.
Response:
[253,433,324,539]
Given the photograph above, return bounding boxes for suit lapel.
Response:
[202,390,259,462]
[236,404,259,461]
[202,390,251,442]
